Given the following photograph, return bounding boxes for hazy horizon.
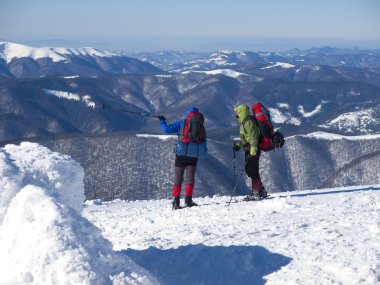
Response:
[1,0,379,52]
[1,36,379,53]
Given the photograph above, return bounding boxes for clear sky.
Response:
[1,0,379,51]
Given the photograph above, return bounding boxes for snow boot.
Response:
[185,196,198,207]
[259,185,268,199]
[172,197,182,210]
[243,179,262,201]
[243,192,260,201]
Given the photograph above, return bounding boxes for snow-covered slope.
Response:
[0,142,157,285]
[84,186,380,285]
[0,41,116,63]
[0,41,162,78]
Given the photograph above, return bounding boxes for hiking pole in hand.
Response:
[233,149,236,189]
[102,103,161,119]
[227,160,247,206]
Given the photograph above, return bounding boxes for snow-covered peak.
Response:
[0,41,67,63]
[0,41,118,63]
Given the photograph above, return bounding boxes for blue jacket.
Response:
[160,107,207,158]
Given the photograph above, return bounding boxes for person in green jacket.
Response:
[233,104,268,200]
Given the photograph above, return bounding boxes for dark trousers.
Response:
[245,150,261,181]
[174,165,196,186]
[172,155,198,198]
[174,155,198,185]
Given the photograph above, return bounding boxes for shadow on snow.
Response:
[123,244,291,285]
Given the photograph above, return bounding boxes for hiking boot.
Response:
[185,196,198,207]
[172,197,182,210]
[243,191,261,201]
[259,186,268,199]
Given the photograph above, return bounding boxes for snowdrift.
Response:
[0,142,157,285]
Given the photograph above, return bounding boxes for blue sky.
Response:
[1,0,379,51]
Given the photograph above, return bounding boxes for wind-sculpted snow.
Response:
[0,142,157,285]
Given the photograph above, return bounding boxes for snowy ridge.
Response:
[0,41,117,63]
[0,143,157,285]
[182,69,248,78]
[303,131,380,141]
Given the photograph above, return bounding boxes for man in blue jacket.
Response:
[159,107,207,209]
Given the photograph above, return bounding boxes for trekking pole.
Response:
[101,103,161,118]
[233,149,236,189]
[227,160,247,206]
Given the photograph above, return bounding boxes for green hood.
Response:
[234,104,250,123]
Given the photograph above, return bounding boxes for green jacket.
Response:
[234,104,260,156]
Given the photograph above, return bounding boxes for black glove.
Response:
[157,115,166,121]
[233,142,240,151]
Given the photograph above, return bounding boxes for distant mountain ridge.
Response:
[131,48,380,72]
[1,41,380,143]
[0,41,163,78]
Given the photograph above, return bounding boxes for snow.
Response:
[0,41,117,63]
[136,134,176,141]
[82,95,96,109]
[44,89,81,101]
[303,131,380,141]
[53,47,116,58]
[84,186,380,285]
[44,89,96,109]
[268,107,301,125]
[1,142,379,284]
[154,74,172,78]
[277,103,289,109]
[182,69,248,78]
[298,104,323,117]
[261,62,295,69]
[0,42,67,63]
[323,109,378,133]
[0,142,157,285]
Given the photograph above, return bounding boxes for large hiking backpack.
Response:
[179,111,206,143]
[176,110,207,158]
[251,102,285,151]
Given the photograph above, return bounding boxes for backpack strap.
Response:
[241,116,256,134]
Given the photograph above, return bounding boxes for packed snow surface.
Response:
[0,142,157,285]
[84,186,380,285]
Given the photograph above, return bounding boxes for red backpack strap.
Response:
[179,112,195,143]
